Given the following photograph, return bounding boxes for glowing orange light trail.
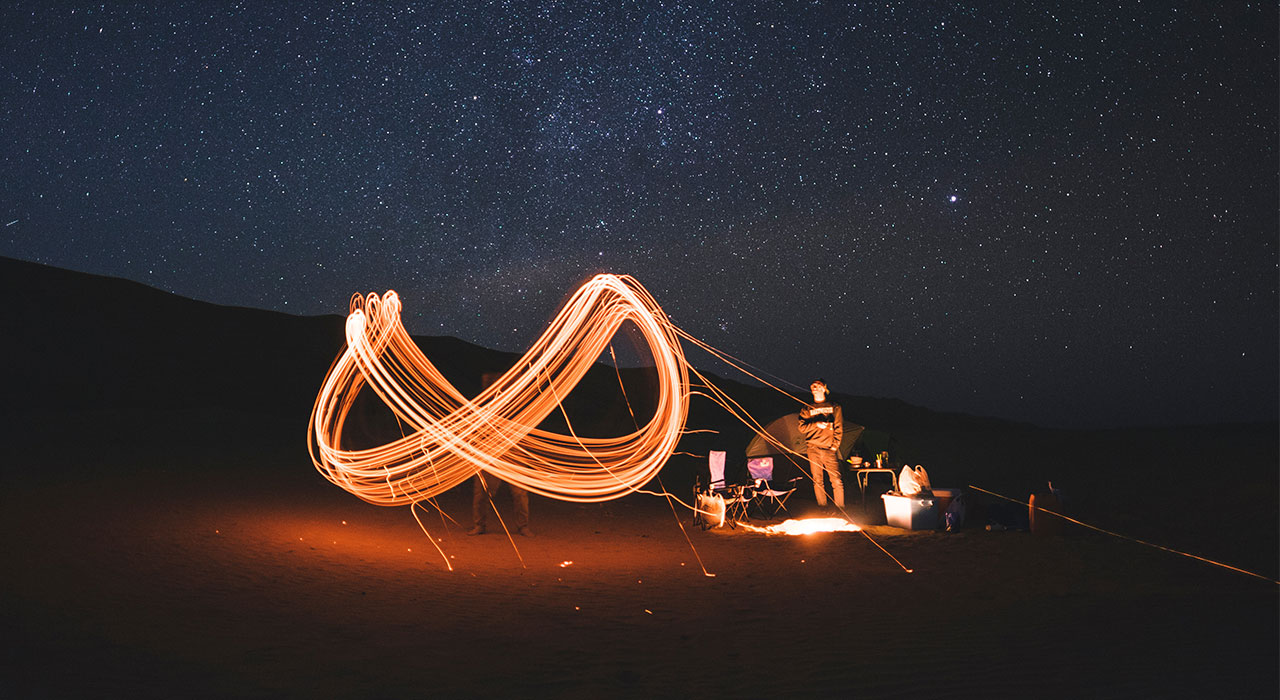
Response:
[309,273,920,575]
[308,274,690,506]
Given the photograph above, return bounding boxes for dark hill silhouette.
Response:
[3,256,346,418]
[0,254,1025,435]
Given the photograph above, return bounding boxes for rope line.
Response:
[968,485,1279,585]
[860,529,914,573]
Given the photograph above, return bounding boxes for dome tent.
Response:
[745,412,865,463]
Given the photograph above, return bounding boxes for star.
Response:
[0,1,1272,428]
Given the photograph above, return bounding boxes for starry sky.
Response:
[2,1,1276,429]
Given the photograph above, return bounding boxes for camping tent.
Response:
[745,412,865,463]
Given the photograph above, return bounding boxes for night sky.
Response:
[2,2,1275,429]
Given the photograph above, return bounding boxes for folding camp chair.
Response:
[693,450,752,529]
[746,457,800,516]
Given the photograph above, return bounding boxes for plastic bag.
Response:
[898,465,931,496]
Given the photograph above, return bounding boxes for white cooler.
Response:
[882,492,938,530]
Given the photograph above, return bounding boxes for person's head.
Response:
[810,378,828,402]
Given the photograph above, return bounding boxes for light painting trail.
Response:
[308,273,915,575]
[308,274,689,506]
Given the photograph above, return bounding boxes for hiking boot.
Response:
[466,526,486,536]
[516,526,534,537]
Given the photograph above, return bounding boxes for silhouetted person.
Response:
[799,378,844,509]
[467,372,532,536]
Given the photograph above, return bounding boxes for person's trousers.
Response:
[807,447,844,508]
[472,474,530,529]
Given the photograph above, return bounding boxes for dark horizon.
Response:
[4,253,1274,434]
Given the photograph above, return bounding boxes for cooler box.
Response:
[931,488,961,516]
[931,487,964,529]
[882,492,938,530]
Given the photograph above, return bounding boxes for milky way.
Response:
[2,2,1275,427]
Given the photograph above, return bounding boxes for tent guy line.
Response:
[968,486,1279,585]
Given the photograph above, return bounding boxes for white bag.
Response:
[898,465,932,496]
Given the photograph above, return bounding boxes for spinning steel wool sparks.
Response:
[309,274,921,576]
[308,274,689,506]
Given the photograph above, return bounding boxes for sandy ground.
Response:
[3,440,1276,700]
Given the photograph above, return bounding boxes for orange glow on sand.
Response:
[309,274,690,506]
[739,518,862,536]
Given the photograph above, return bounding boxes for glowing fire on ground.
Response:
[739,518,862,536]
[308,274,690,505]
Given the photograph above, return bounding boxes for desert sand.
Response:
[3,411,1276,699]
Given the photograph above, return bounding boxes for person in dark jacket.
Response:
[799,378,844,508]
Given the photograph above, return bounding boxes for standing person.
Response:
[467,372,533,536]
[799,378,844,509]
[468,473,531,536]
